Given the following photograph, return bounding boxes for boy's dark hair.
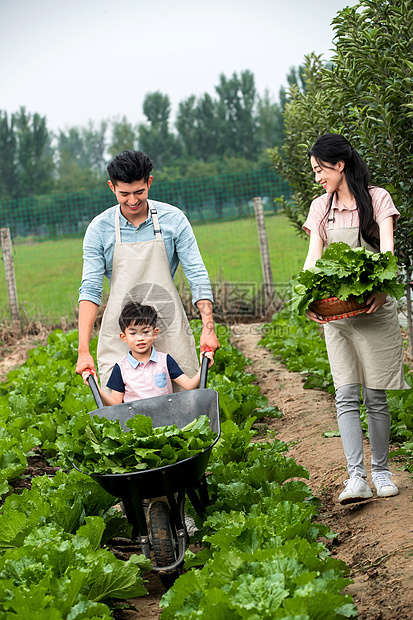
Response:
[119,301,157,332]
[107,150,154,185]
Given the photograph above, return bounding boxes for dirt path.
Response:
[2,327,413,619]
[233,323,413,620]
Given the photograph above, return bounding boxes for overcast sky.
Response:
[1,0,358,134]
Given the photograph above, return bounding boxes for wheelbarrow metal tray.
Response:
[88,388,220,500]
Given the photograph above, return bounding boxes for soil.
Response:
[2,327,413,619]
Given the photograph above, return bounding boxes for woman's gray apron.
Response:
[324,208,407,391]
[96,203,199,391]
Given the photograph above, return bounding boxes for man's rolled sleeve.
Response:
[78,225,106,305]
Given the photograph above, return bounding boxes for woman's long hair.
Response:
[308,133,379,250]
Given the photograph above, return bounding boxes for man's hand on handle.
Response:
[196,299,220,354]
[75,351,96,377]
[200,329,220,354]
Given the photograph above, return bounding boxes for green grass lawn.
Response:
[0,214,308,322]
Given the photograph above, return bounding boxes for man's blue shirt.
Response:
[79,200,213,306]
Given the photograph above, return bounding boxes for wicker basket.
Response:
[309,295,370,322]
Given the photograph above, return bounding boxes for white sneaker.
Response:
[372,471,399,498]
[338,473,373,505]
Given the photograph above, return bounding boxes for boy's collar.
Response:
[127,347,157,368]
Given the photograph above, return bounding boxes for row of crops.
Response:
[0,321,357,618]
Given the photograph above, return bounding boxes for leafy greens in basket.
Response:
[287,242,404,315]
[58,413,217,475]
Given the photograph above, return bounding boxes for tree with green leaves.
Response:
[269,0,413,350]
[56,121,108,192]
[267,53,330,231]
[13,107,55,197]
[256,89,285,152]
[138,92,181,167]
[109,116,138,158]
[215,70,259,159]
[176,93,218,161]
[81,120,108,174]
[0,111,18,200]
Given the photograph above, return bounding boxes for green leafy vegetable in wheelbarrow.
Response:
[286,242,404,315]
[57,412,217,474]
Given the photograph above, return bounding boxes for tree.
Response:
[0,111,18,200]
[175,95,201,160]
[81,120,108,174]
[13,107,55,197]
[57,127,89,169]
[267,53,330,232]
[176,94,219,161]
[269,0,413,350]
[53,155,105,193]
[56,121,108,190]
[57,121,108,172]
[109,116,138,158]
[215,70,259,159]
[256,89,284,151]
[138,92,181,167]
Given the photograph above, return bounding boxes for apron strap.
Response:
[115,206,122,243]
[148,202,162,240]
[114,203,163,241]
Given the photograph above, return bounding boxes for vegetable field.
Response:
[0,322,356,619]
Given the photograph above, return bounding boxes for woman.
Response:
[303,133,407,505]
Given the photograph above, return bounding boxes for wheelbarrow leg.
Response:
[126,478,151,559]
[197,474,210,510]
[161,470,184,530]
[186,474,210,516]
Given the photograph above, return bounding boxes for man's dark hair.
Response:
[107,151,154,185]
[119,301,157,332]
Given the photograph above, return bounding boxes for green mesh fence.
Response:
[0,169,291,240]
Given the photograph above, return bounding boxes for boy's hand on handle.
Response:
[81,367,99,387]
[201,345,215,369]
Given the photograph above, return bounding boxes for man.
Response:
[75,150,219,389]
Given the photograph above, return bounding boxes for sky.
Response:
[1,0,358,135]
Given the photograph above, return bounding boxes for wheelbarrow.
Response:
[84,352,220,588]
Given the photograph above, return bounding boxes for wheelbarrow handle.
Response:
[199,346,212,389]
[85,370,105,409]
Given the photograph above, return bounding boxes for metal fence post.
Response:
[1,228,20,331]
[253,197,275,315]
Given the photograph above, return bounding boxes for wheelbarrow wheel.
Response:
[148,500,180,589]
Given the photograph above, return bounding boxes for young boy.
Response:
[82,301,214,406]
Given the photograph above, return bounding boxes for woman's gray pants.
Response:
[335,383,391,478]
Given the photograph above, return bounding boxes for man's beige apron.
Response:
[96,203,199,391]
[323,210,407,391]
